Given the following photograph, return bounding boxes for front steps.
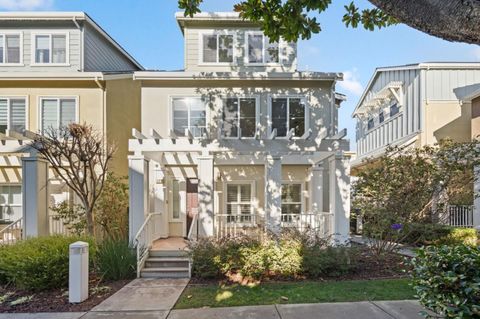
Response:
[140,249,191,278]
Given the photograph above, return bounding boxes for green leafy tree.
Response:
[178,0,480,44]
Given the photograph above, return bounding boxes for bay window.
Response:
[201,32,234,63]
[40,97,77,133]
[222,97,257,138]
[34,33,68,64]
[246,32,279,64]
[226,183,253,223]
[271,97,306,137]
[0,97,26,134]
[0,34,21,64]
[172,97,207,138]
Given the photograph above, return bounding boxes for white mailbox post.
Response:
[69,241,89,303]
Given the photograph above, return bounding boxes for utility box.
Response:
[69,241,89,303]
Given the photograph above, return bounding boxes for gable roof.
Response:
[0,11,143,70]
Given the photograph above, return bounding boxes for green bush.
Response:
[302,246,357,278]
[400,223,477,247]
[96,239,136,281]
[408,245,480,318]
[0,235,96,291]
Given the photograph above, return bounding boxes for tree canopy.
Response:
[178,0,480,44]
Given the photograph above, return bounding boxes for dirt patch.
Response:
[0,275,131,313]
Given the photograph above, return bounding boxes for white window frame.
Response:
[169,179,185,222]
[0,96,29,133]
[281,181,305,224]
[0,184,22,222]
[223,181,256,226]
[169,95,209,139]
[31,32,70,66]
[245,31,282,65]
[198,30,236,65]
[0,32,23,66]
[220,95,260,139]
[268,95,309,139]
[38,96,79,133]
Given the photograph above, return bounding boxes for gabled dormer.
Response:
[0,12,142,72]
[176,12,297,73]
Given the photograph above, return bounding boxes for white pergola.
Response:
[128,128,353,243]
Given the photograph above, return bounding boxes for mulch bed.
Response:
[0,275,131,313]
[189,247,409,285]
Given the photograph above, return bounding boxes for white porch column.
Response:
[474,166,480,229]
[129,155,149,242]
[198,154,214,237]
[310,164,324,213]
[22,155,49,238]
[329,152,351,244]
[265,155,282,234]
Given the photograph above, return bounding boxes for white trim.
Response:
[0,31,23,66]
[220,95,260,139]
[30,31,70,66]
[0,96,29,133]
[268,95,309,139]
[134,71,341,81]
[198,30,237,65]
[169,95,209,139]
[223,180,256,225]
[244,31,282,66]
[37,96,79,133]
[281,181,305,215]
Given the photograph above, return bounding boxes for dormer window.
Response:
[201,32,234,64]
[246,32,279,64]
[0,33,21,64]
[33,33,68,65]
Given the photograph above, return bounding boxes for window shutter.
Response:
[41,99,58,132]
[59,99,76,127]
[10,99,25,132]
[0,99,7,133]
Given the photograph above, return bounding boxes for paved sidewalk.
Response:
[0,300,431,319]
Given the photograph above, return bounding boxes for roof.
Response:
[352,62,480,117]
[175,11,256,32]
[0,72,132,81]
[133,71,342,81]
[0,11,143,70]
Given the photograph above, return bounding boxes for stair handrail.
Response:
[0,217,23,245]
[134,212,162,278]
[187,211,199,241]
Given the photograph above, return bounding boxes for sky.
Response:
[2,0,479,150]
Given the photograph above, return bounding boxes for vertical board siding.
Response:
[84,24,138,72]
[425,68,480,101]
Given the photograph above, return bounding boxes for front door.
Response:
[186,178,198,236]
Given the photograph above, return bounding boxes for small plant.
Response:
[10,295,34,306]
[407,245,480,318]
[0,292,13,305]
[96,238,136,281]
[51,201,87,235]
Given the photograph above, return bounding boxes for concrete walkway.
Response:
[350,235,417,257]
[0,300,432,319]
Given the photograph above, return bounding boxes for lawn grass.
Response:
[175,278,415,309]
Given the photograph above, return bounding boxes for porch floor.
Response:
[151,237,188,252]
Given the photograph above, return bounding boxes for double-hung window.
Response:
[201,32,234,63]
[246,32,279,64]
[271,97,306,137]
[222,97,257,138]
[0,97,27,134]
[40,97,77,134]
[226,183,253,224]
[281,183,302,223]
[33,33,68,64]
[390,103,399,117]
[0,33,21,64]
[0,185,22,221]
[172,97,207,138]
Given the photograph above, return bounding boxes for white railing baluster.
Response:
[0,217,23,245]
[134,212,162,277]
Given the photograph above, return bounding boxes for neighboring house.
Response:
[0,12,142,236]
[128,12,352,276]
[351,62,480,228]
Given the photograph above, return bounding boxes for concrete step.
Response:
[149,249,189,258]
[140,267,190,278]
[145,257,190,268]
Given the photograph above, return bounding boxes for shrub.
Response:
[189,239,222,279]
[408,245,480,318]
[0,235,96,291]
[96,238,136,281]
[302,246,357,278]
[400,223,477,247]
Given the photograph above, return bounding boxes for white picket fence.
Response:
[444,205,474,227]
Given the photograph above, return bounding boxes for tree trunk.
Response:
[369,0,480,45]
[85,206,95,236]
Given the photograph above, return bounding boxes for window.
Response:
[0,34,21,64]
[0,185,22,222]
[172,97,206,138]
[172,180,180,220]
[281,183,302,222]
[40,98,76,133]
[379,111,384,124]
[222,97,257,138]
[201,33,234,63]
[367,117,374,130]
[0,98,26,134]
[34,34,67,64]
[390,103,399,117]
[226,184,253,223]
[247,32,279,64]
[271,97,306,137]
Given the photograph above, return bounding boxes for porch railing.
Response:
[443,205,474,227]
[0,217,23,245]
[215,214,263,239]
[49,214,71,235]
[134,213,162,277]
[281,212,334,237]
